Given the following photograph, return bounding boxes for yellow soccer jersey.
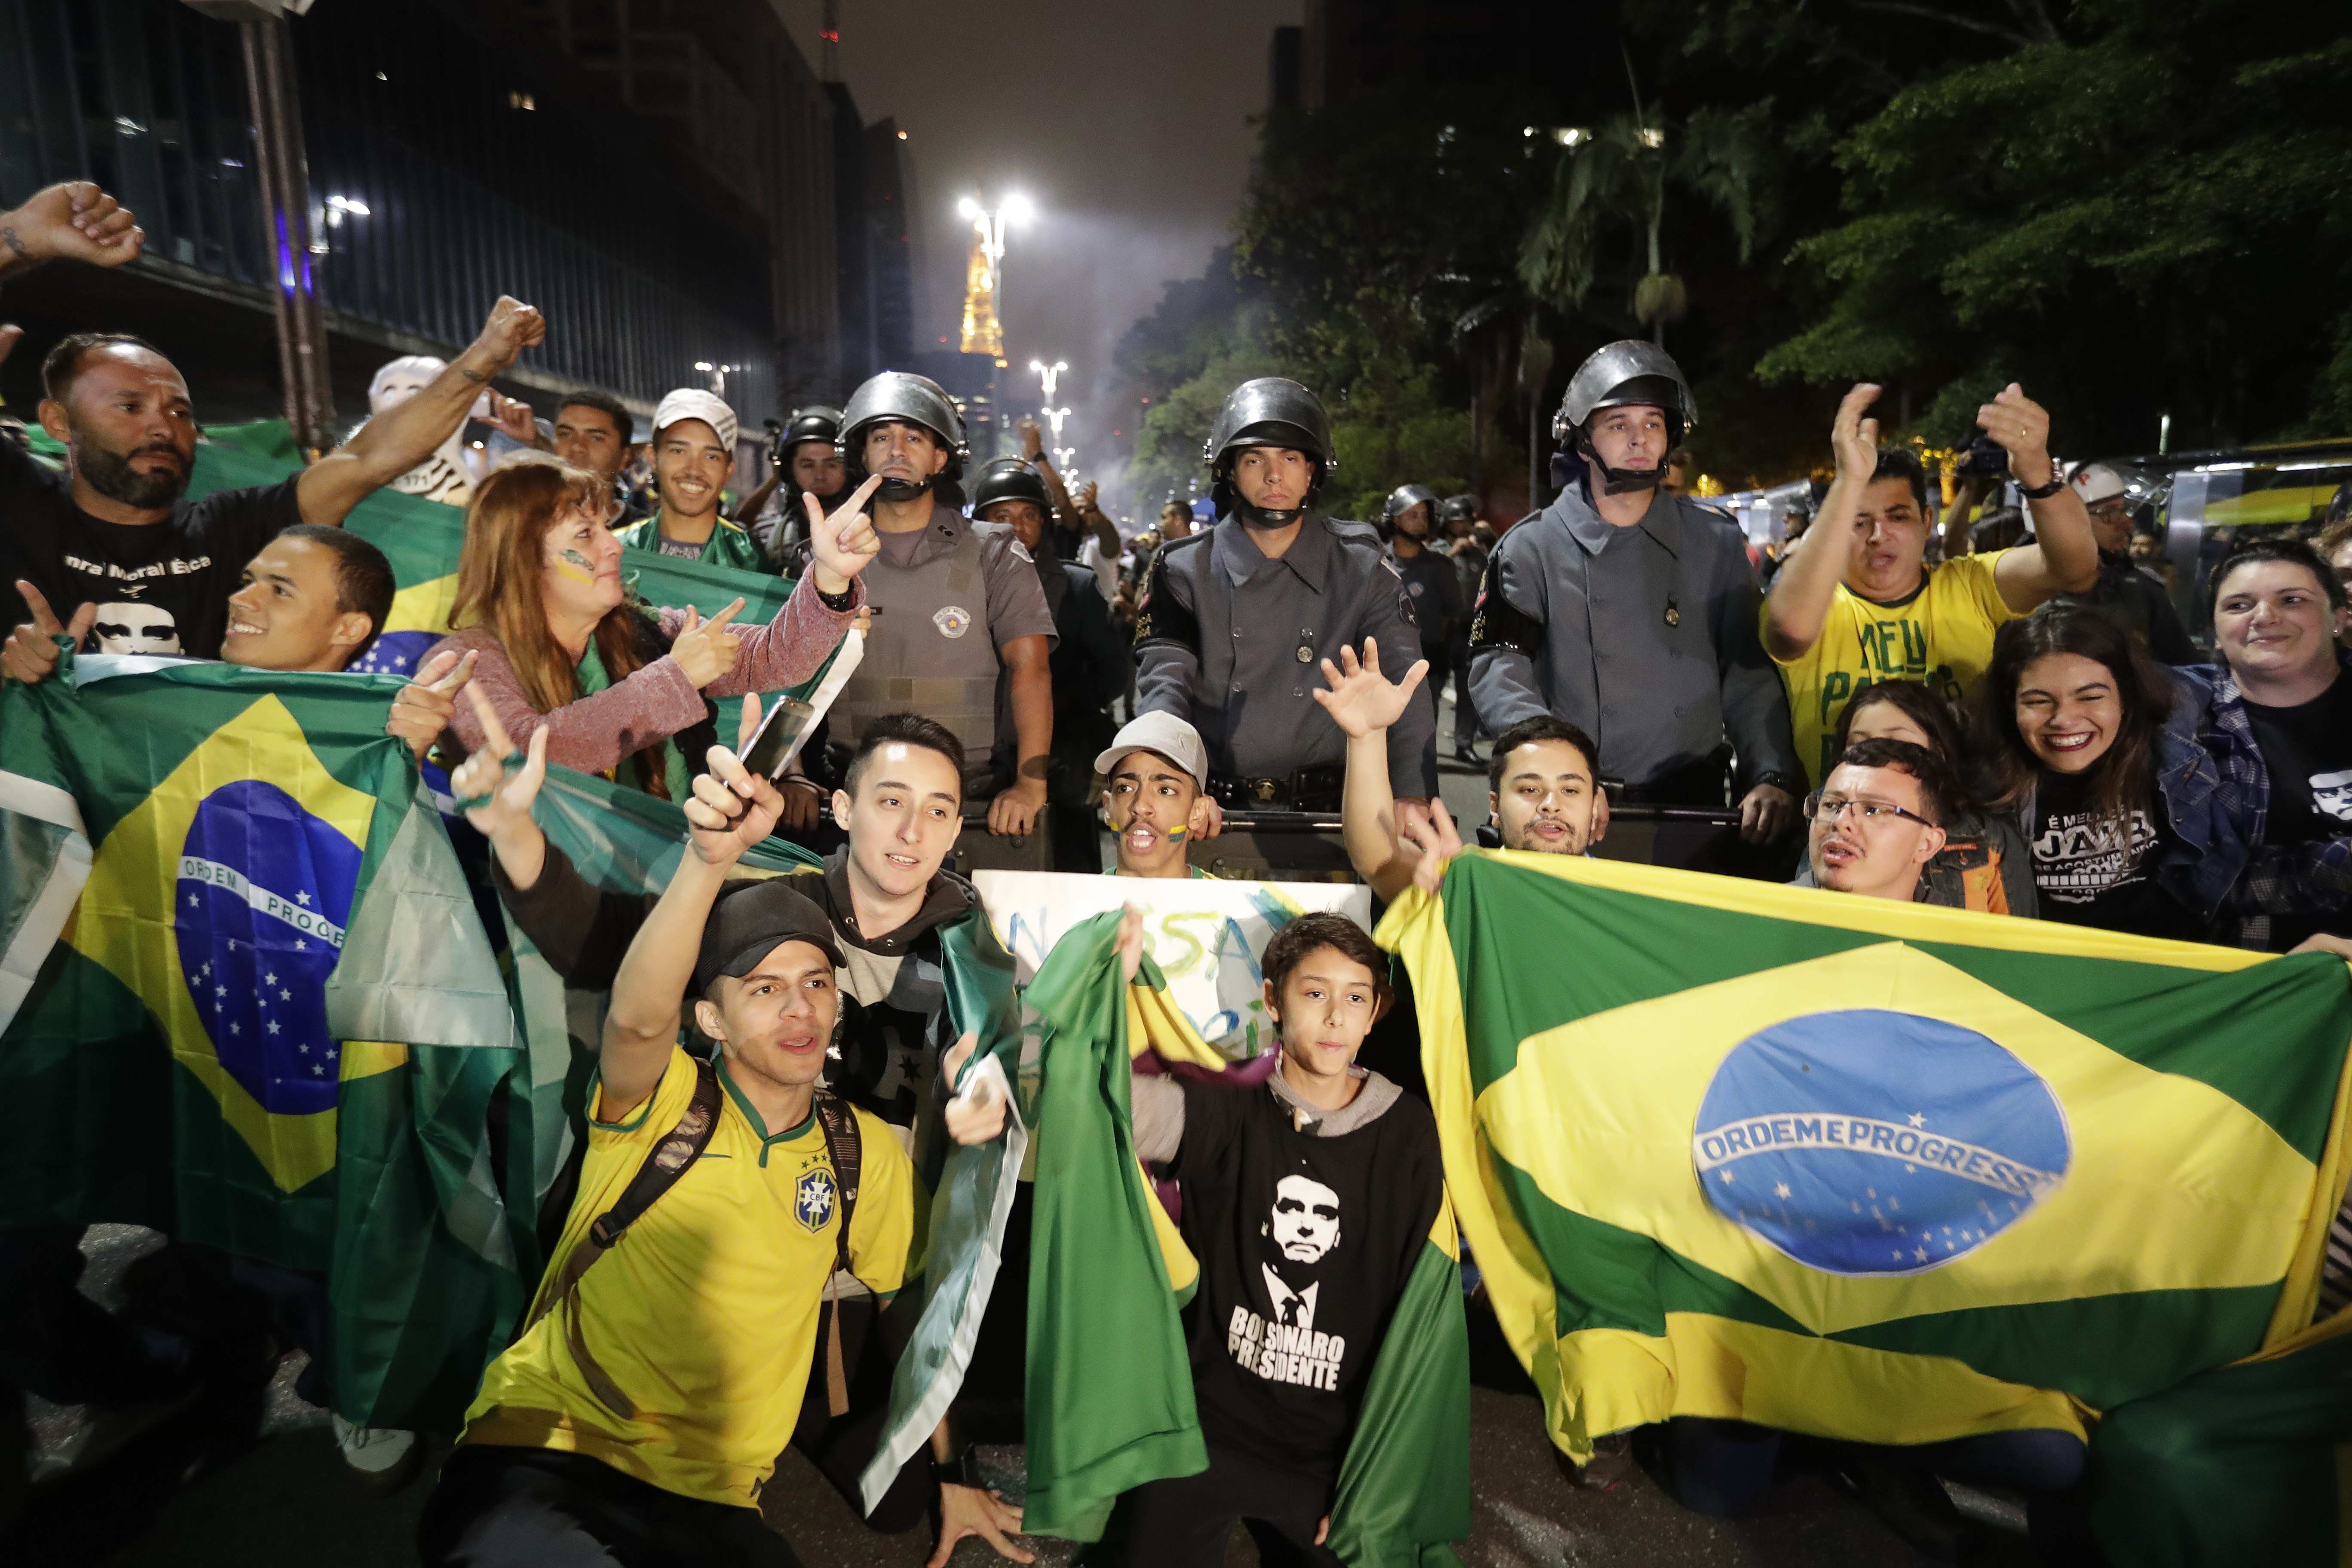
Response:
[460,1045,913,1508]
[1771,550,2018,787]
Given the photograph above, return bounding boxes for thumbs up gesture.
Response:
[1,579,96,685]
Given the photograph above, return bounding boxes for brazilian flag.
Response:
[0,655,522,1429]
[1008,913,1472,1568]
[1381,848,2352,1564]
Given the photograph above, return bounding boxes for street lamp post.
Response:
[1029,358,1067,403]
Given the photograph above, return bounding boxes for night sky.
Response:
[771,0,1304,501]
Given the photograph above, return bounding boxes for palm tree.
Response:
[1517,100,1767,348]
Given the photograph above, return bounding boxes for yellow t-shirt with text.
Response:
[460,1046,913,1509]
[1770,550,2018,787]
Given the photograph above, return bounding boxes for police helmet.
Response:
[1552,340,1699,448]
[1381,483,1442,532]
[1438,493,1479,528]
[971,456,1051,518]
[1202,377,1336,479]
[780,404,842,453]
[838,372,970,479]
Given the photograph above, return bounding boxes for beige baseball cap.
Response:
[652,388,739,454]
[1094,711,1210,790]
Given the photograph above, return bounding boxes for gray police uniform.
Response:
[1136,514,1438,804]
[1385,543,1461,659]
[833,507,1057,788]
[1470,480,1797,801]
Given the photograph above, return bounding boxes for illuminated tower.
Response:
[959,230,1003,358]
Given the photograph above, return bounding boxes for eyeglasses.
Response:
[1803,792,1934,830]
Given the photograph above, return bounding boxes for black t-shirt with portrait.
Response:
[2028,768,2204,940]
[0,437,303,660]
[2242,675,2352,949]
[1170,1077,1444,1485]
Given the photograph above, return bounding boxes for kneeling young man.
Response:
[1802,738,1952,903]
[420,741,916,1567]
[1318,638,1608,900]
[1097,710,1219,879]
[1111,910,1445,1568]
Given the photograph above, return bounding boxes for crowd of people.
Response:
[5,171,2352,1568]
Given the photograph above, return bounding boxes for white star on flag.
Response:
[229,1022,239,1035]
[264,972,276,986]
[187,894,199,908]
[1908,1112,1926,1127]
[296,891,311,907]
[266,1021,279,1035]
[1773,1182,1792,1199]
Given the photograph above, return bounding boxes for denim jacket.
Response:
[2171,654,2352,949]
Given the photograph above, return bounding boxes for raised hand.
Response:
[1311,637,1428,739]
[1,580,95,684]
[684,697,784,867]
[386,647,477,758]
[0,182,144,273]
[460,296,546,380]
[450,683,550,840]
[1830,383,1882,488]
[804,473,884,593]
[1016,414,1044,460]
[670,597,746,688]
[1976,382,2055,488]
[483,391,542,448]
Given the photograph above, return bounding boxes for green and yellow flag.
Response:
[0,656,522,1429]
[1016,913,1472,1568]
[1381,848,2352,1560]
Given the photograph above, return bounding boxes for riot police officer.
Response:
[973,456,1127,867]
[1470,341,1800,841]
[752,404,853,566]
[1380,482,1461,696]
[831,372,1057,837]
[1136,377,1436,818]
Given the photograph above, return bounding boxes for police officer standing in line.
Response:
[1470,342,1802,842]
[971,454,1129,867]
[829,372,1058,838]
[1440,495,1491,762]
[1380,483,1462,726]
[1136,377,1437,824]
[746,404,853,568]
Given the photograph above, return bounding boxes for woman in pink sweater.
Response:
[428,459,879,798]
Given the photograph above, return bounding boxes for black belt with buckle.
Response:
[1211,765,1344,813]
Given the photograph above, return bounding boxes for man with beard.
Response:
[827,372,1057,838]
[0,181,546,661]
[1135,378,1435,824]
[1318,639,1608,900]
[616,389,764,571]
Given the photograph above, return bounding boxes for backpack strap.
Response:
[526,1056,723,1337]
[811,1087,864,1416]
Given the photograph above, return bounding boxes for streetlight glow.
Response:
[1001,193,1036,227]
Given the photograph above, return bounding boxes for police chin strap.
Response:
[1217,475,1318,531]
[1568,434,1664,497]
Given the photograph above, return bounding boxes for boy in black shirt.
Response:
[1104,910,1447,1568]
[0,180,545,658]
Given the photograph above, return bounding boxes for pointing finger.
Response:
[16,580,60,636]
[429,648,481,695]
[704,597,747,633]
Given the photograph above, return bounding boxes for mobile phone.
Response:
[739,695,820,779]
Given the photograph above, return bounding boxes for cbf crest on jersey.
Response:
[67,692,390,1193]
[795,1165,839,1232]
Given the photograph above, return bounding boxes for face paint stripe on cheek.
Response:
[555,548,599,584]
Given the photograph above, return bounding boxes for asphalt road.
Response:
[7,1226,2040,1568]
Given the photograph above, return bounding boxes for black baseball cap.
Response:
[694,879,845,996]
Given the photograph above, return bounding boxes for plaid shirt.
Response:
[2176,656,2352,949]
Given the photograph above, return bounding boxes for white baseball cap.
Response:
[2069,461,2127,506]
[1094,711,1210,790]
[652,388,739,455]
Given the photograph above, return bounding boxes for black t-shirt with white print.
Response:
[2028,768,2204,941]
[2243,675,2352,950]
[0,436,304,661]
[1171,1076,1444,1484]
